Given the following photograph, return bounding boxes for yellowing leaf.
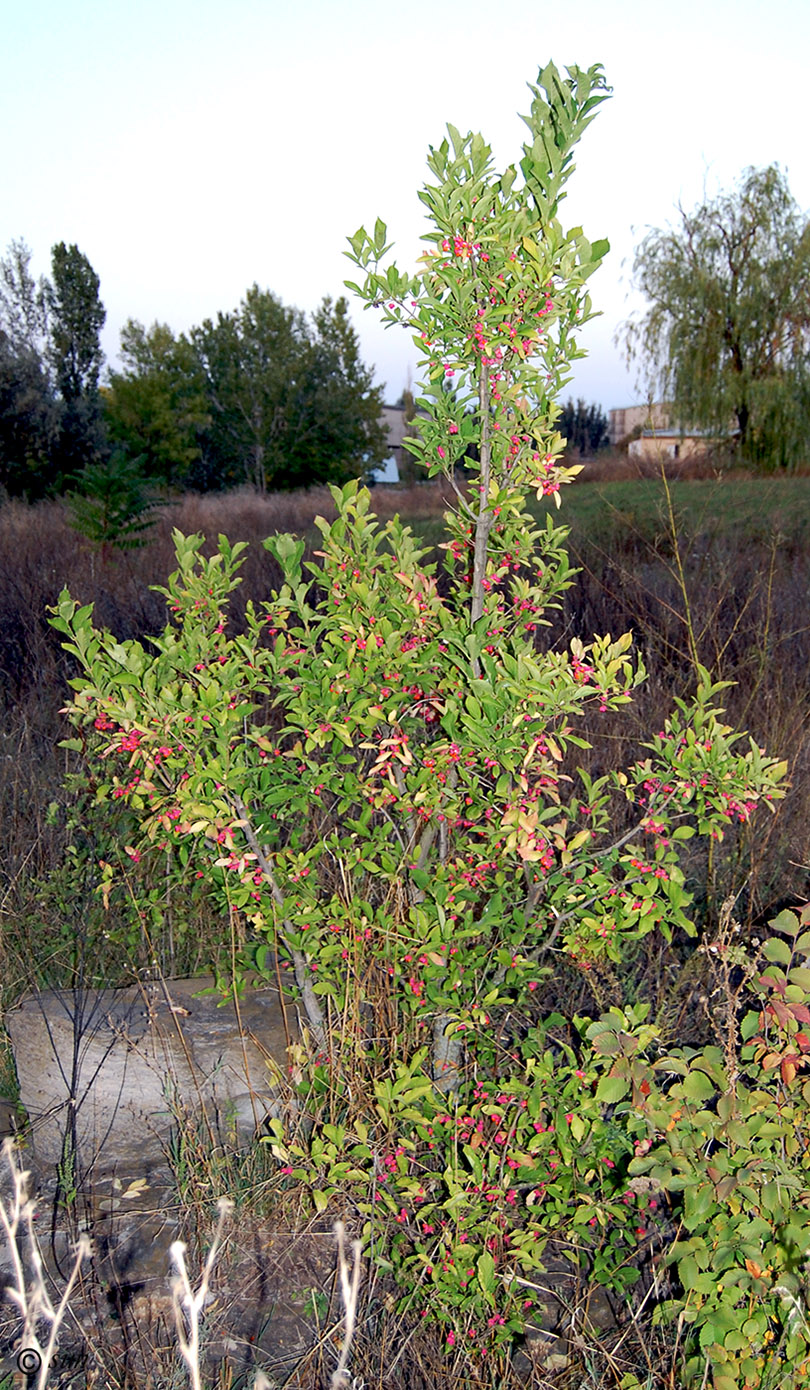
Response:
[122,1178,149,1200]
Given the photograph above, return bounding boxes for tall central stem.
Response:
[469,366,493,679]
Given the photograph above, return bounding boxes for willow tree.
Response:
[625,165,810,469]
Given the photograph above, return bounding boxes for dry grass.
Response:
[0,470,807,1384]
[0,1153,675,1390]
[1,470,808,983]
[557,477,810,927]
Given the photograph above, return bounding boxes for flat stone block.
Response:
[6,977,293,1171]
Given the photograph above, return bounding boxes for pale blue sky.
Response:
[3,0,809,412]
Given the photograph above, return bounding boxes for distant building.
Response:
[628,429,715,462]
[609,402,725,459]
[367,403,408,484]
[608,402,671,446]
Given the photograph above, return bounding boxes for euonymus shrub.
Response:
[51,63,790,1386]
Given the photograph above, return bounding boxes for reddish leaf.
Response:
[771,999,792,1027]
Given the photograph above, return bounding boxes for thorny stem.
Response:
[562,786,680,882]
[411,765,458,881]
[393,759,417,847]
[405,763,463,1089]
[447,464,475,521]
[500,792,682,968]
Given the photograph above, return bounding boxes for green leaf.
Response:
[682,1069,716,1102]
[373,217,388,253]
[762,937,793,966]
[770,908,800,936]
[595,1075,629,1104]
[683,1188,716,1231]
[740,1011,760,1041]
[477,1250,496,1296]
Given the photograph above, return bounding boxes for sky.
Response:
[3,0,810,415]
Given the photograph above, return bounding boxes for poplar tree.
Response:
[0,239,56,495]
[47,241,107,480]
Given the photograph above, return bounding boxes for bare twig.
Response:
[0,1138,90,1390]
[170,1197,234,1390]
[330,1220,362,1390]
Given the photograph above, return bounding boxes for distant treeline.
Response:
[0,239,388,500]
[556,397,609,456]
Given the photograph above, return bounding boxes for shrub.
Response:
[49,62,788,1386]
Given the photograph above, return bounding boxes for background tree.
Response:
[191,286,304,492]
[47,241,107,483]
[0,240,58,497]
[104,320,209,489]
[558,396,609,455]
[191,286,386,492]
[67,450,160,553]
[625,165,810,469]
[0,332,57,498]
[0,239,49,362]
[307,295,388,485]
